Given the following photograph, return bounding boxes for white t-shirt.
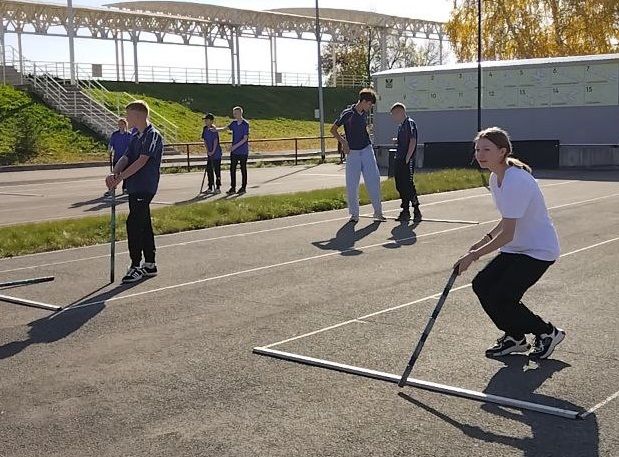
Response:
[489,167,560,261]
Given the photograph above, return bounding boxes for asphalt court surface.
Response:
[0,172,617,456]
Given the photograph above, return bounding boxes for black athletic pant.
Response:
[472,252,553,339]
[126,193,155,268]
[394,158,419,209]
[206,158,221,188]
[230,155,248,189]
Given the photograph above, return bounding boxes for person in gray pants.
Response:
[330,88,385,223]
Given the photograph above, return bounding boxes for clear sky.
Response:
[3,1,453,77]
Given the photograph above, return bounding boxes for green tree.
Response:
[446,0,619,61]
[321,35,443,86]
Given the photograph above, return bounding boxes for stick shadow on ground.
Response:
[249,162,322,188]
[69,194,129,212]
[0,281,145,360]
[312,221,381,256]
[172,192,218,206]
[398,355,598,456]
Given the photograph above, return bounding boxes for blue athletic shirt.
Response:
[334,105,371,151]
[396,117,418,161]
[109,130,132,162]
[123,124,164,195]
[228,120,250,156]
[202,126,222,160]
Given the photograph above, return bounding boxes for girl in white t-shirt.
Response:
[454,127,565,360]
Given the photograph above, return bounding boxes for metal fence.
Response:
[21,60,369,87]
[167,136,340,170]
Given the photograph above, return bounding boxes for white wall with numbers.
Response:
[372,54,619,145]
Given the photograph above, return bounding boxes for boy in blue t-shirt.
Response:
[201,113,222,193]
[105,118,132,196]
[214,106,250,195]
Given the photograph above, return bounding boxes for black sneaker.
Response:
[141,262,158,277]
[122,266,144,284]
[485,334,530,357]
[237,187,246,195]
[226,187,236,195]
[530,325,566,360]
[413,206,422,222]
[395,210,411,221]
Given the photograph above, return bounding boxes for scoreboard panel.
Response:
[375,56,619,112]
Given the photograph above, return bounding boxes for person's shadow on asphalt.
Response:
[0,281,146,360]
[383,220,420,249]
[312,220,381,256]
[399,355,598,457]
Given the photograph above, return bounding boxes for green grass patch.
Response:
[0,85,108,165]
[101,82,357,121]
[95,88,340,151]
[0,169,487,258]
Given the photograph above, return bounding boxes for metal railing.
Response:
[79,76,180,144]
[167,136,340,170]
[15,59,369,87]
[2,45,180,142]
[2,45,119,137]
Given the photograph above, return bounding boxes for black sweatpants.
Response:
[126,193,155,268]
[472,252,554,339]
[394,158,419,209]
[230,155,247,189]
[206,158,221,188]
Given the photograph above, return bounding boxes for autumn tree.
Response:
[446,0,619,61]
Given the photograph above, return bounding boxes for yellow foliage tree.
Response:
[446,0,619,61]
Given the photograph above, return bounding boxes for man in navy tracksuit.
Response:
[390,102,422,222]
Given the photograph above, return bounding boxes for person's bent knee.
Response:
[472,273,490,298]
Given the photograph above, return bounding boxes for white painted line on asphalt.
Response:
[0,177,104,189]
[63,198,618,313]
[260,283,474,349]
[0,190,494,272]
[65,224,483,311]
[0,180,573,259]
[0,191,45,197]
[259,235,619,349]
[0,187,611,276]
[579,390,619,418]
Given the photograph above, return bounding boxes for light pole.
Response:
[67,0,76,85]
[315,0,326,162]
